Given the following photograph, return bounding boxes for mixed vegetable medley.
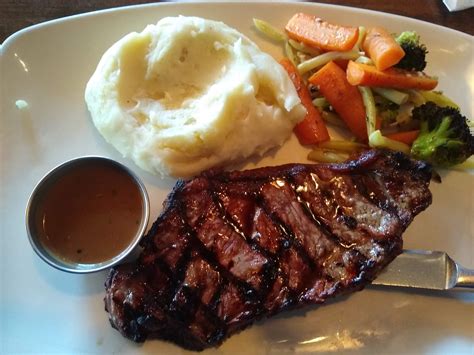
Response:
[254,13,474,168]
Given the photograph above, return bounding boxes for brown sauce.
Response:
[35,162,143,264]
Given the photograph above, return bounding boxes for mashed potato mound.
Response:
[85,16,305,177]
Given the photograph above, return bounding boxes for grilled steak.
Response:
[104,150,433,350]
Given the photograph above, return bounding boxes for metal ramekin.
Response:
[25,156,150,273]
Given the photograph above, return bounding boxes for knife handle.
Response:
[456,264,474,288]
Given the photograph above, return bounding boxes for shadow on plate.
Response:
[34,256,108,296]
[226,145,283,171]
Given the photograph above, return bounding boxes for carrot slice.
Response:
[334,59,349,70]
[309,61,367,141]
[285,13,359,52]
[385,130,420,145]
[346,61,438,90]
[363,27,405,71]
[280,58,330,145]
[375,116,382,130]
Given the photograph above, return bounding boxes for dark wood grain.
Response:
[1,0,473,43]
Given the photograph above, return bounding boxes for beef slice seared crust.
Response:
[104,150,433,350]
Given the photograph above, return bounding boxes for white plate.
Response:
[1,2,473,354]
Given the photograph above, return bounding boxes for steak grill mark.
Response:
[105,150,433,350]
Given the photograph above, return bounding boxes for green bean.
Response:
[355,56,373,65]
[359,86,377,136]
[296,51,312,64]
[285,41,299,66]
[308,148,349,163]
[353,26,366,51]
[321,111,347,128]
[297,51,361,74]
[451,159,474,171]
[368,130,410,154]
[406,89,426,106]
[418,90,459,109]
[288,39,321,56]
[319,140,367,153]
[253,18,286,42]
[312,97,329,109]
[373,87,409,105]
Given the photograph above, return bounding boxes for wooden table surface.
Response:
[1,0,473,43]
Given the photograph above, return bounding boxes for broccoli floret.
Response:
[411,102,474,167]
[395,31,427,72]
[375,97,399,125]
[379,106,399,124]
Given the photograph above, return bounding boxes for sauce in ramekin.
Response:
[34,161,143,264]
